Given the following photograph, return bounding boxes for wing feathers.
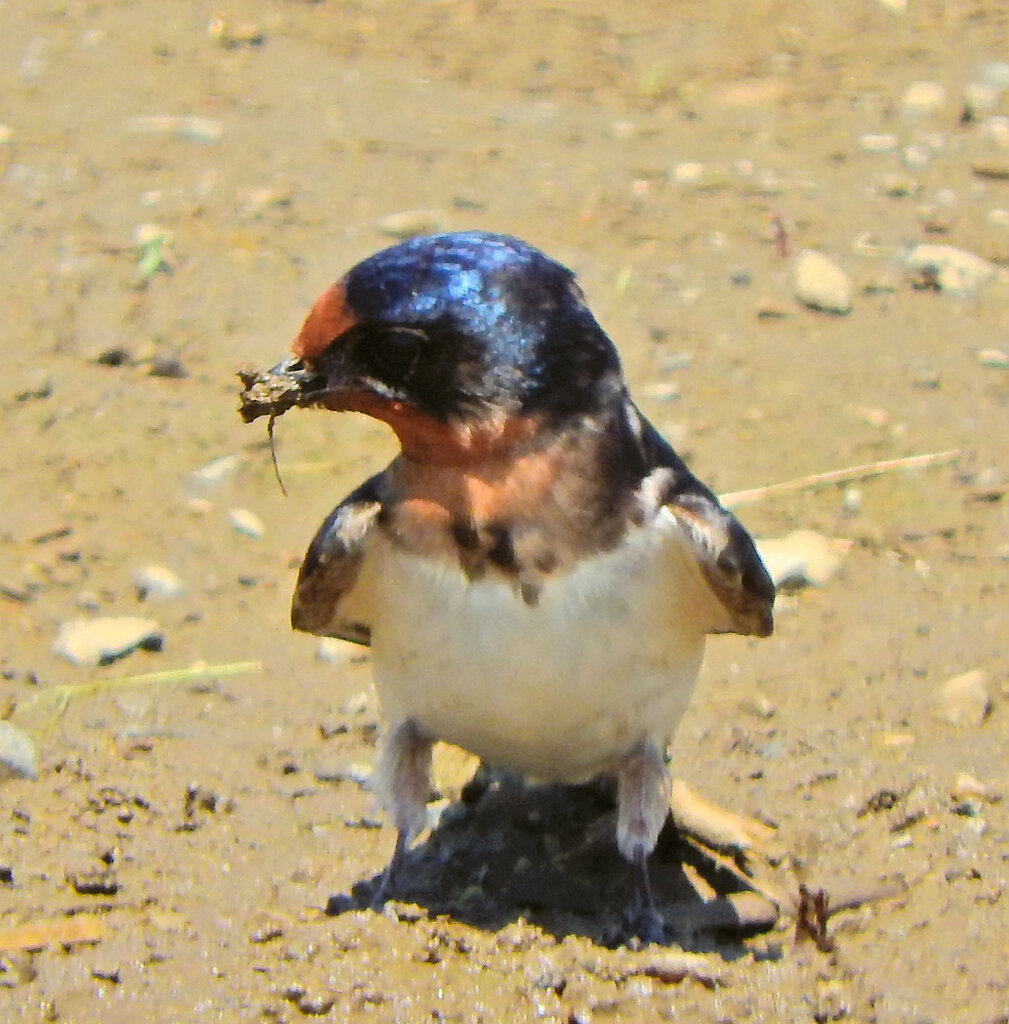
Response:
[632,404,774,638]
[290,474,384,645]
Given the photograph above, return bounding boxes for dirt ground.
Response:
[2,1,1008,1021]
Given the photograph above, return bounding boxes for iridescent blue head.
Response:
[292,232,623,427]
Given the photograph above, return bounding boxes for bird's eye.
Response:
[366,326,428,383]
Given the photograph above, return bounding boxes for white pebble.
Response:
[901,144,932,171]
[841,487,863,516]
[857,133,898,154]
[902,243,998,296]
[672,161,705,185]
[228,508,264,540]
[133,565,186,601]
[54,617,164,667]
[936,669,990,728]
[123,114,223,144]
[316,636,351,664]
[190,454,241,488]
[375,209,445,239]
[0,721,39,782]
[963,81,1002,116]
[755,530,849,590]
[791,249,853,315]
[900,81,947,118]
[978,115,1009,145]
[977,61,1009,90]
[977,348,1009,368]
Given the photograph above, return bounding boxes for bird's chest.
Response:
[378,444,630,603]
[354,512,710,780]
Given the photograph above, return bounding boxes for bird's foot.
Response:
[621,901,666,948]
[622,843,666,946]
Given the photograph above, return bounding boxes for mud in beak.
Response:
[237,356,330,424]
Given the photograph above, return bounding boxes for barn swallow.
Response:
[258,231,774,940]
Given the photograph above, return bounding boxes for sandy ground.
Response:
[1,1,1008,1021]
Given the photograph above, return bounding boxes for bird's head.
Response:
[280,232,624,462]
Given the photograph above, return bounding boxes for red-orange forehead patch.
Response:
[291,280,359,363]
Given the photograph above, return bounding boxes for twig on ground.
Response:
[720,448,962,508]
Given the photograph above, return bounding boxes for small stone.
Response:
[963,82,1002,117]
[881,173,918,197]
[640,381,680,402]
[297,991,335,1015]
[315,636,349,664]
[228,508,264,540]
[900,81,947,118]
[977,60,1009,90]
[755,298,791,319]
[972,160,1009,182]
[376,210,445,240]
[950,772,994,803]
[313,762,371,787]
[672,161,705,185]
[791,250,852,315]
[13,369,52,402]
[902,243,998,296]
[901,143,932,171]
[190,454,241,488]
[0,722,39,782]
[207,16,265,49]
[133,565,185,602]
[123,115,222,144]
[756,531,849,590]
[54,617,163,667]
[857,132,899,154]
[976,348,1009,369]
[94,347,132,367]
[936,669,991,728]
[840,487,862,516]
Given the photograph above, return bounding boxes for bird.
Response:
[265,231,774,940]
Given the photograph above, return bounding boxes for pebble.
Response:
[133,566,185,602]
[13,368,51,402]
[228,508,264,540]
[375,209,445,239]
[316,636,351,664]
[190,454,241,488]
[976,60,1009,90]
[972,160,1009,181]
[0,722,39,782]
[950,772,994,803]
[756,530,849,590]
[900,144,933,171]
[857,132,898,154]
[313,762,371,787]
[122,114,223,144]
[791,249,853,315]
[976,348,1009,369]
[54,617,164,667]
[207,16,265,48]
[640,381,680,402]
[900,81,947,118]
[963,82,1002,117]
[672,161,705,185]
[902,243,998,296]
[936,669,991,728]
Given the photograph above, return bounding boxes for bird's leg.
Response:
[371,718,433,905]
[615,739,671,944]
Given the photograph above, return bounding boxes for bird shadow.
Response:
[328,775,771,953]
